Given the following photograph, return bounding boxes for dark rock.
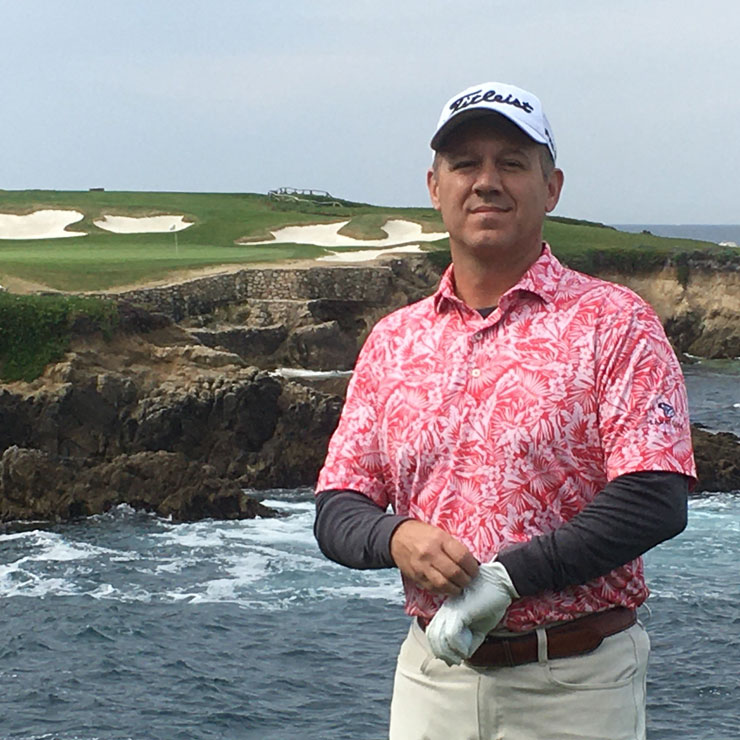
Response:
[307,299,366,334]
[0,329,342,522]
[116,301,172,333]
[3,259,737,525]
[0,446,280,523]
[0,390,33,452]
[129,374,282,465]
[286,374,351,398]
[241,381,342,489]
[287,321,357,370]
[0,370,284,479]
[190,325,288,363]
[664,311,704,356]
[687,330,740,360]
[692,426,740,493]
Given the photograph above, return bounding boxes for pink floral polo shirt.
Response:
[316,244,696,631]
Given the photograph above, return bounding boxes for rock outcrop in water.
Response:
[0,307,342,523]
[1,257,739,523]
[0,446,280,522]
[691,427,740,493]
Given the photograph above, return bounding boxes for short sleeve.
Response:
[596,295,696,484]
[315,327,392,508]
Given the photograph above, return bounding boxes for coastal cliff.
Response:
[102,254,740,362]
[0,309,342,523]
[598,261,740,358]
[1,255,739,523]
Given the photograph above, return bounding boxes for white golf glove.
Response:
[426,560,519,666]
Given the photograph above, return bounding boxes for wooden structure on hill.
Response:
[267,187,343,207]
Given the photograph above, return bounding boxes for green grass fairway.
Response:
[0,190,445,291]
[0,190,732,292]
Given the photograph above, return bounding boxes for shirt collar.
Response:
[433,242,564,314]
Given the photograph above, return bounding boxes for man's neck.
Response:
[450,241,542,309]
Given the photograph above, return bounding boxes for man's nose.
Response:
[473,163,503,194]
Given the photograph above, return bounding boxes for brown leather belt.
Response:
[418,607,636,668]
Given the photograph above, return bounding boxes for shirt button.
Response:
[472,331,483,342]
[471,368,481,378]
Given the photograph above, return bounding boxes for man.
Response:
[314,81,695,739]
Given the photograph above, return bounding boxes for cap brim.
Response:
[431,108,550,152]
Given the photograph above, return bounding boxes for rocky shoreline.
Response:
[1,257,739,524]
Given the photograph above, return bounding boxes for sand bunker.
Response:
[244,219,447,248]
[317,244,427,262]
[94,215,193,234]
[0,210,86,240]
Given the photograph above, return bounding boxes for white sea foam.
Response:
[153,558,195,574]
[240,513,317,548]
[259,497,313,509]
[4,530,119,564]
[160,550,271,605]
[32,536,107,562]
[0,530,41,542]
[689,493,740,514]
[318,581,403,602]
[0,568,79,598]
[88,583,116,598]
[191,578,242,602]
[272,368,352,380]
[150,524,228,550]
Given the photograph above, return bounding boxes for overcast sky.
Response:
[2,1,738,224]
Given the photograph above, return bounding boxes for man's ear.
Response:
[545,168,564,213]
[427,168,441,211]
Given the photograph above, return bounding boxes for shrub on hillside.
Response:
[0,294,118,382]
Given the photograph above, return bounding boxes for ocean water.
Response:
[683,360,740,435]
[614,224,740,246]
[0,365,738,740]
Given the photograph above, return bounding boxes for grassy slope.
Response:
[0,190,733,292]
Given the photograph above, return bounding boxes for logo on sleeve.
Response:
[657,402,675,419]
[648,400,680,429]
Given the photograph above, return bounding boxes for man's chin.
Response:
[452,233,541,262]
[466,235,514,253]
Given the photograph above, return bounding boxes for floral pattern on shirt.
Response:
[317,244,696,631]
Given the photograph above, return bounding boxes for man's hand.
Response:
[389,519,479,596]
[426,561,519,665]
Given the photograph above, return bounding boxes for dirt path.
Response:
[1,254,395,296]
[0,274,59,294]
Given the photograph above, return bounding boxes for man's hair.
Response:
[432,144,554,180]
[539,147,555,179]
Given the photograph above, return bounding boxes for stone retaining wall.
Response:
[107,258,740,359]
[110,266,395,321]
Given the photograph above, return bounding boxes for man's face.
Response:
[427,117,563,266]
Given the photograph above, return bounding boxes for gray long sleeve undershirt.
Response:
[313,471,689,597]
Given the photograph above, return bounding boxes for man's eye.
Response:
[451,160,476,170]
[502,159,524,169]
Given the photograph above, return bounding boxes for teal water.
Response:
[0,364,738,739]
[0,491,738,739]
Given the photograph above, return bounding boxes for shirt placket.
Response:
[449,306,503,425]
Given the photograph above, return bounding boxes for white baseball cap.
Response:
[430,81,557,161]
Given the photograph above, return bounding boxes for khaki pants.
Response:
[389,618,649,740]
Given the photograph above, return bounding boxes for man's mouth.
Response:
[470,205,511,214]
